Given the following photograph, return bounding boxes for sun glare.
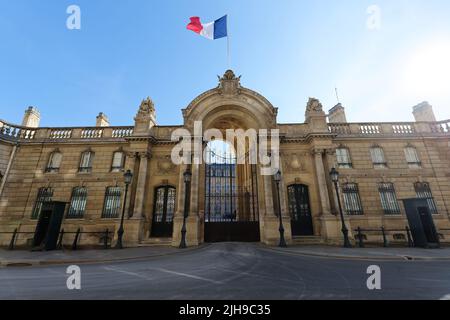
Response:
[402,41,450,97]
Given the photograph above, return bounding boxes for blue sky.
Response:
[0,0,450,127]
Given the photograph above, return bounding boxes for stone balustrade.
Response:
[328,120,450,137]
[0,120,37,141]
[0,119,134,143]
[2,118,449,143]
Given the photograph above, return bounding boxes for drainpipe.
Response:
[0,143,18,198]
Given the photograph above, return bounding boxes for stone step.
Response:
[138,237,173,247]
[291,236,325,245]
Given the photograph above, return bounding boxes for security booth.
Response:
[33,201,67,251]
[402,198,440,249]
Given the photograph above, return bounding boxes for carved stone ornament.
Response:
[217,70,242,96]
[306,97,324,113]
[283,153,305,173]
[155,155,176,175]
[135,97,156,121]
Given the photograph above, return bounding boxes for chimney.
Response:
[328,103,347,123]
[22,106,40,128]
[413,102,436,122]
[96,112,110,127]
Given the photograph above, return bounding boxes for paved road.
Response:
[1,243,450,300]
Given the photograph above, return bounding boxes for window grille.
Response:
[342,183,364,215]
[415,182,438,214]
[102,186,122,218]
[31,187,53,219]
[378,183,401,215]
[67,187,88,219]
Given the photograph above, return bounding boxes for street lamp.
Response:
[115,170,133,249]
[179,168,192,249]
[330,167,352,248]
[274,170,287,248]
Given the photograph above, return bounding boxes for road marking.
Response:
[151,267,223,285]
[103,266,154,281]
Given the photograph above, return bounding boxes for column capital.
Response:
[311,148,325,156]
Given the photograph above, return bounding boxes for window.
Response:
[67,187,88,219]
[79,150,94,173]
[46,151,62,173]
[31,187,53,219]
[342,183,364,215]
[404,146,421,168]
[111,151,125,172]
[370,146,387,168]
[415,182,438,214]
[102,186,122,218]
[336,148,352,168]
[378,183,401,215]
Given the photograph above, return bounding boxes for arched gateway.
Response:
[172,70,281,244]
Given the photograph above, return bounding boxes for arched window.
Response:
[336,147,352,168]
[79,150,94,173]
[46,150,62,173]
[404,145,421,168]
[111,151,125,172]
[370,146,387,168]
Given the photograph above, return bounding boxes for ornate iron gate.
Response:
[204,144,260,242]
[288,184,314,236]
[151,186,176,237]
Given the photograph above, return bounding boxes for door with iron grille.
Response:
[288,184,314,236]
[204,142,260,242]
[151,186,176,237]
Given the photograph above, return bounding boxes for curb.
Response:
[0,244,210,268]
[261,246,450,262]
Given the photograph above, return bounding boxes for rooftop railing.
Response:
[0,119,134,142]
[2,118,449,143]
[328,120,450,137]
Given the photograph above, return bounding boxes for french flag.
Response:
[187,15,228,40]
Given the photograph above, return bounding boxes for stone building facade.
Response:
[0,70,449,248]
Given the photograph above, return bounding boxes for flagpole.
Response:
[227,14,231,69]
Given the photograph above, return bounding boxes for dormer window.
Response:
[46,150,62,173]
[79,150,94,173]
[111,151,125,172]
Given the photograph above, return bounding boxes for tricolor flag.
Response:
[186,15,228,40]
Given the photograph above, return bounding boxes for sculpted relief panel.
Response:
[154,155,177,175]
[282,152,307,173]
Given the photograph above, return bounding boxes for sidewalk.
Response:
[0,245,204,267]
[267,245,450,261]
